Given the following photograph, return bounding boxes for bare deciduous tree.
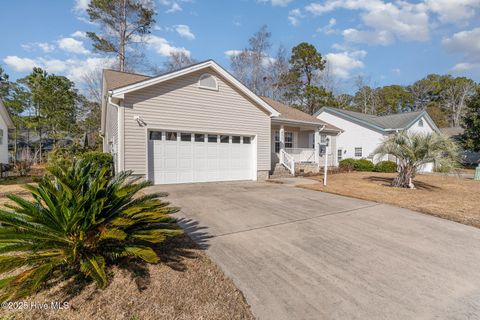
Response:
[440,77,476,127]
[163,51,196,72]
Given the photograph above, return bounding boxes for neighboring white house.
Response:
[315,107,439,172]
[100,60,341,185]
[0,100,14,164]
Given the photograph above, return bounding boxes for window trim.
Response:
[198,73,219,91]
[354,147,363,158]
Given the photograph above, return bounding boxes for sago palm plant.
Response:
[0,160,182,301]
[375,131,460,189]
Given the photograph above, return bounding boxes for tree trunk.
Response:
[392,166,416,189]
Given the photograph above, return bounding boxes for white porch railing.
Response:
[279,149,295,175]
[285,148,316,163]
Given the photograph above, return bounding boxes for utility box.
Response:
[475,164,480,181]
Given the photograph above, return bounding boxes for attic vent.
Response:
[198,73,218,91]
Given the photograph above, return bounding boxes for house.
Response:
[101,60,341,185]
[315,107,439,172]
[0,100,14,164]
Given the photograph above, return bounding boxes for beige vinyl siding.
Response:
[122,68,271,175]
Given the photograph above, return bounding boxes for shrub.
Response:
[353,159,374,172]
[373,161,398,173]
[0,159,182,301]
[339,158,356,172]
[80,151,113,172]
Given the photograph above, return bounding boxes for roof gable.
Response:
[315,107,439,132]
[109,60,279,117]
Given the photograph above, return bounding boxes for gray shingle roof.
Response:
[317,107,430,131]
[261,97,342,131]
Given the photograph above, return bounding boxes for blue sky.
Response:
[1,0,479,93]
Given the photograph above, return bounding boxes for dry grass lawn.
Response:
[0,184,254,320]
[301,172,480,228]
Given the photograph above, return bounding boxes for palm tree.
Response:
[0,160,182,301]
[375,131,460,189]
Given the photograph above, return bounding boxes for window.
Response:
[232,136,241,144]
[0,129,3,144]
[275,131,280,153]
[274,131,293,153]
[243,136,251,144]
[220,135,229,143]
[285,132,293,148]
[198,73,218,91]
[320,134,327,144]
[166,132,177,141]
[418,119,424,127]
[208,134,218,143]
[149,131,162,140]
[180,133,192,142]
[195,134,205,142]
[337,149,343,161]
[355,147,363,157]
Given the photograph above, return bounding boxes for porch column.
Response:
[279,125,285,153]
[314,130,320,164]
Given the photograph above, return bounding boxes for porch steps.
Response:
[269,163,294,179]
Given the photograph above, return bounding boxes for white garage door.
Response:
[148,131,254,184]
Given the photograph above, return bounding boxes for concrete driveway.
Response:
[149,180,480,320]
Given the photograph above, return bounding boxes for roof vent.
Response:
[198,73,218,91]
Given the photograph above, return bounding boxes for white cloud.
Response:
[343,28,394,45]
[425,0,480,24]
[175,25,195,40]
[317,18,337,34]
[144,35,190,57]
[3,55,115,84]
[306,0,430,44]
[3,56,38,72]
[160,0,184,13]
[71,31,87,39]
[288,9,303,26]
[74,0,90,12]
[57,37,90,55]
[325,50,367,78]
[451,62,480,72]
[442,27,480,71]
[21,42,55,53]
[224,50,242,57]
[258,0,294,6]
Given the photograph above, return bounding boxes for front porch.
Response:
[271,120,337,177]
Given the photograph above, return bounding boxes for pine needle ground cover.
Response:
[301,172,480,228]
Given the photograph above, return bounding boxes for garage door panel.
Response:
[149,131,254,184]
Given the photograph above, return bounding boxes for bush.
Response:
[339,158,356,172]
[0,160,182,301]
[373,161,398,173]
[353,159,374,172]
[80,151,113,172]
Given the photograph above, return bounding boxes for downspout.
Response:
[108,96,124,173]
